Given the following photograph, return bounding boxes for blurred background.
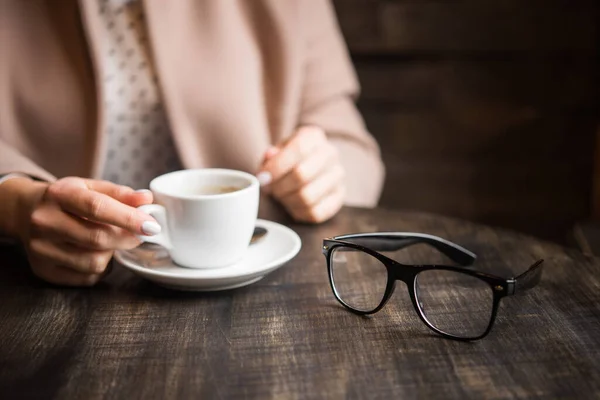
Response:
[331,0,600,245]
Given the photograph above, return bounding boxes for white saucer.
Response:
[114,219,301,291]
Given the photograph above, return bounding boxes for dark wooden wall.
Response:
[332,0,600,243]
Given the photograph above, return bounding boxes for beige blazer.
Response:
[0,0,384,207]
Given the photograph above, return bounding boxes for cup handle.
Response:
[137,204,173,249]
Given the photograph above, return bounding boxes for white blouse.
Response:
[96,0,182,189]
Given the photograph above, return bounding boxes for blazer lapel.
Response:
[77,0,108,179]
[142,0,201,169]
[141,0,270,171]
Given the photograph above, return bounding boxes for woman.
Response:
[0,0,384,286]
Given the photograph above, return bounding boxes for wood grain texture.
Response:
[332,0,600,243]
[334,0,598,53]
[569,221,600,256]
[593,127,600,219]
[1,207,599,399]
[354,59,599,112]
[362,107,596,242]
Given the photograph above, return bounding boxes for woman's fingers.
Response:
[30,204,141,251]
[271,145,338,198]
[288,185,345,224]
[44,178,158,235]
[257,126,347,224]
[280,164,345,210]
[28,239,114,275]
[29,258,104,287]
[22,177,154,287]
[258,126,326,185]
[84,180,154,207]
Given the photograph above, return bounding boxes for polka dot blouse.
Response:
[97,0,182,189]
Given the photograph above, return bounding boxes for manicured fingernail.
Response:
[142,221,161,235]
[265,146,279,159]
[256,171,272,186]
[135,189,152,195]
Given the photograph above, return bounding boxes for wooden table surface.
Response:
[1,206,599,399]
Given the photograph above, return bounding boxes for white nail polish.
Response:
[142,221,161,235]
[256,171,272,186]
[135,189,152,195]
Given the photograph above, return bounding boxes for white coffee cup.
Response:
[138,168,259,269]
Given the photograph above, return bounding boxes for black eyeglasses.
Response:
[322,232,544,341]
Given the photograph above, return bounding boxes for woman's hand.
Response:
[10,177,159,286]
[257,126,345,223]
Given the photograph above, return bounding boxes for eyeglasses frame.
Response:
[322,232,544,341]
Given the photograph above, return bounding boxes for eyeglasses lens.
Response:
[415,269,494,338]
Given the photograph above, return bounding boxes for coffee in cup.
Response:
[194,185,242,195]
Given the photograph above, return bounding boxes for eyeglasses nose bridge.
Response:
[387,260,417,285]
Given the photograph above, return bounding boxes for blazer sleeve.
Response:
[0,138,56,182]
[297,0,385,208]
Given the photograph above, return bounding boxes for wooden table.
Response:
[1,206,599,399]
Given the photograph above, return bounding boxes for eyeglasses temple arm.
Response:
[341,236,475,266]
[511,259,544,294]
